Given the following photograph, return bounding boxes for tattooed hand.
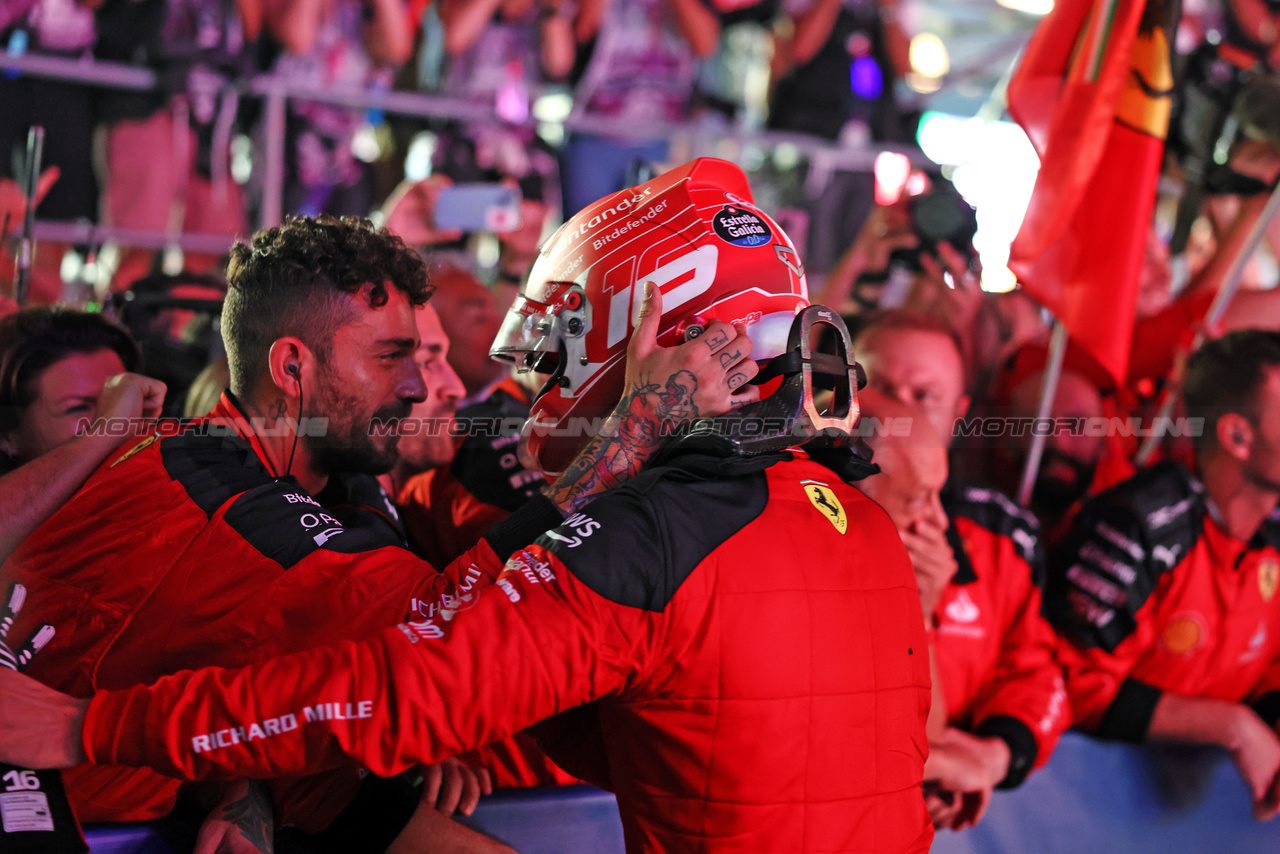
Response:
[547,281,760,513]
[194,779,274,854]
[619,282,761,425]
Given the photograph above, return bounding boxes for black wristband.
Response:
[484,494,563,562]
[975,715,1039,790]
[1096,677,1163,743]
[1252,691,1280,730]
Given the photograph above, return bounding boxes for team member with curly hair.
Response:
[0,213,755,851]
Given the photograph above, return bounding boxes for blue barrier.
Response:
[82,787,624,854]
[84,817,196,854]
[459,784,626,853]
[931,732,1280,854]
[84,733,1280,853]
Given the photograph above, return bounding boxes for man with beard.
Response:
[0,214,758,850]
[1047,330,1280,821]
[0,159,933,854]
[389,304,576,792]
[399,366,545,573]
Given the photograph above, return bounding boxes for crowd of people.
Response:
[5,0,1280,852]
[1,146,1280,852]
[0,0,913,304]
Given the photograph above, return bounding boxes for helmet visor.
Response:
[491,294,560,363]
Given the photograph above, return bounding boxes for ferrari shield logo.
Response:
[802,479,846,535]
[109,435,156,468]
[1260,559,1278,603]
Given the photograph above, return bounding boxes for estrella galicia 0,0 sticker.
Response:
[713,206,773,248]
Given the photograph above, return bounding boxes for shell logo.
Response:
[1160,613,1206,656]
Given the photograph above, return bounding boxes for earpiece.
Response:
[284,363,303,480]
[1234,430,1246,444]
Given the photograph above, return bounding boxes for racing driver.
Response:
[0,159,933,853]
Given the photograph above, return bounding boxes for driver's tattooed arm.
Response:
[543,281,757,516]
[546,369,699,514]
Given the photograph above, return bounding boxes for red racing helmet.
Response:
[491,158,852,476]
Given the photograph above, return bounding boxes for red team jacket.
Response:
[936,484,1069,786]
[400,378,546,577]
[398,379,575,789]
[3,393,560,827]
[1047,460,1280,739]
[79,450,934,853]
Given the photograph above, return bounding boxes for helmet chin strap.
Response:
[527,339,571,404]
[675,305,870,459]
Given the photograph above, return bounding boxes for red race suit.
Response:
[83,450,934,853]
[398,378,574,788]
[3,393,560,828]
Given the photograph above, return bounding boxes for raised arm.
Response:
[363,0,414,65]
[0,288,757,772]
[264,0,326,56]
[546,281,758,514]
[786,0,840,66]
[438,0,507,56]
[0,373,165,563]
[666,0,720,58]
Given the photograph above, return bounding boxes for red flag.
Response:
[1008,0,1175,385]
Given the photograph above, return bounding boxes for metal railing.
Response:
[2,50,929,253]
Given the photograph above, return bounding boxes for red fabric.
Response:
[399,468,581,788]
[398,380,572,788]
[935,517,1070,767]
[1094,398,1139,495]
[1127,290,1217,386]
[1008,0,1173,385]
[1050,462,1280,731]
[998,340,1118,397]
[1058,511,1280,729]
[401,469,512,573]
[399,472,579,788]
[5,394,502,830]
[84,456,934,853]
